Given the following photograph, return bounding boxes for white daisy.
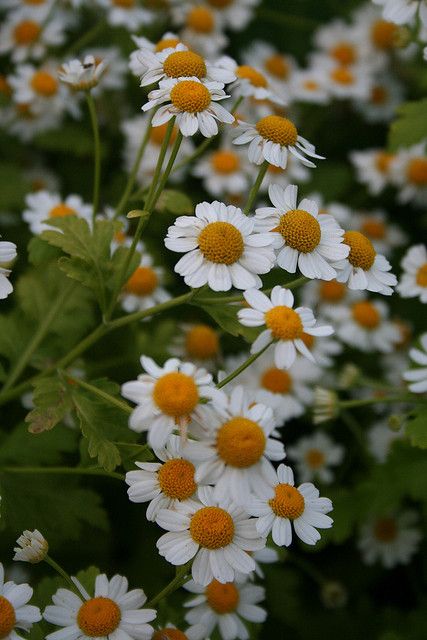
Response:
[98,0,154,30]
[398,244,427,303]
[287,432,344,484]
[0,101,59,142]
[193,146,251,198]
[313,18,373,67]
[367,419,404,463]
[171,5,228,58]
[372,0,427,27]
[43,572,156,640]
[0,562,41,639]
[0,240,17,300]
[300,278,359,320]
[84,47,128,93]
[350,148,396,196]
[314,56,373,101]
[355,74,404,123]
[247,464,333,546]
[353,4,406,59]
[156,486,265,585]
[121,252,170,315]
[129,32,182,77]
[216,56,284,106]
[164,201,275,291]
[186,0,260,31]
[352,209,406,256]
[23,190,92,235]
[389,141,427,206]
[170,323,221,369]
[335,299,400,353]
[0,9,66,63]
[403,332,427,393]
[238,286,334,369]
[59,55,108,91]
[259,155,311,193]
[358,511,422,568]
[13,529,48,564]
[254,184,349,280]
[289,67,330,105]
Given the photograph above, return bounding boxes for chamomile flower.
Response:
[43,573,156,640]
[83,47,127,93]
[165,201,275,291]
[189,0,260,31]
[121,253,170,314]
[358,511,422,568]
[367,419,405,463]
[287,432,344,484]
[350,148,396,195]
[151,625,190,640]
[244,41,295,97]
[355,74,404,123]
[98,0,154,30]
[238,286,334,369]
[233,114,324,169]
[390,141,427,206]
[247,464,333,546]
[0,240,17,300]
[184,577,266,640]
[170,324,221,368]
[301,278,357,320]
[0,10,66,63]
[259,156,311,193]
[121,356,226,449]
[335,299,400,353]
[353,209,406,256]
[13,529,48,564]
[254,184,349,280]
[403,333,427,393]
[317,57,373,100]
[193,147,250,197]
[22,190,92,235]
[0,563,41,639]
[173,5,228,58]
[397,244,427,302]
[129,32,182,77]
[216,56,284,105]
[289,68,330,105]
[313,18,371,67]
[59,55,108,91]
[372,0,427,27]
[0,100,60,141]
[353,4,407,58]
[156,486,264,585]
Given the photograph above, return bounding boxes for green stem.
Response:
[2,465,124,481]
[146,563,191,608]
[196,277,308,305]
[86,92,101,221]
[45,555,81,594]
[243,161,268,214]
[217,341,273,389]
[62,373,133,414]
[109,290,194,330]
[341,410,371,463]
[151,131,183,205]
[339,395,421,409]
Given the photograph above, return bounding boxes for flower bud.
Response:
[13,529,48,564]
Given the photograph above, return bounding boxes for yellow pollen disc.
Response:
[360,218,386,240]
[152,629,189,640]
[269,483,305,519]
[416,263,427,287]
[206,580,240,614]
[256,115,298,146]
[305,448,325,469]
[261,367,292,394]
[30,70,58,97]
[0,596,16,639]
[265,54,289,79]
[330,42,356,65]
[150,122,178,146]
[153,372,199,418]
[406,157,427,185]
[185,324,219,359]
[112,0,134,7]
[352,301,380,329]
[198,221,244,265]
[301,331,315,349]
[157,458,197,500]
[274,209,321,253]
[163,50,207,79]
[216,417,266,468]
[371,19,398,49]
[343,230,376,271]
[190,506,235,549]
[170,79,211,113]
[375,151,394,174]
[155,37,181,52]
[370,85,388,105]
[125,266,158,296]
[77,597,121,637]
[373,517,397,542]
[236,65,267,88]
[207,0,233,7]
[265,305,303,341]
[330,66,354,85]
[187,6,215,33]
[49,203,77,218]
[13,20,40,44]
[319,279,346,302]
[303,79,319,91]
[211,150,240,174]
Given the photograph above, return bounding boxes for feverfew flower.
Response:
[247,464,333,546]
[98,0,154,30]
[287,432,344,484]
[372,0,427,27]
[172,5,228,58]
[289,68,330,105]
[59,55,108,91]
[129,32,182,77]
[355,74,404,123]
[13,529,48,563]
[315,57,373,100]
[165,201,275,291]
[238,286,334,369]
[335,299,400,353]
[350,148,396,195]
[403,333,427,393]
[121,253,170,314]
[358,511,422,568]
[195,0,260,31]
[0,563,41,639]
[23,190,92,235]
[217,56,284,105]
[171,324,221,368]
[397,244,427,303]
[43,573,156,640]
[244,40,295,99]
[367,419,404,463]
[0,240,17,300]
[193,147,251,198]
[390,141,427,206]
[0,10,66,63]
[353,209,406,256]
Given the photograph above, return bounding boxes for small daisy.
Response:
[353,209,406,256]
[254,184,349,280]
[238,286,334,369]
[312,56,373,101]
[367,419,404,463]
[0,9,66,63]
[247,464,333,546]
[193,146,250,197]
[289,68,330,105]
[184,577,266,640]
[0,240,17,300]
[353,4,406,58]
[156,486,265,585]
[335,299,400,353]
[151,625,190,640]
[313,18,371,67]
[13,529,48,563]
[355,74,404,123]
[301,278,357,320]
[398,244,427,303]
[358,511,422,568]
[170,323,221,368]
[259,156,311,193]
[165,201,275,291]
[23,190,92,235]
[98,0,154,30]
[244,41,295,97]
[0,562,41,639]
[121,252,170,314]
[43,572,156,640]
[403,333,427,393]
[350,148,396,195]
[389,141,427,206]
[233,114,323,169]
[121,355,226,449]
[287,432,344,484]
[216,56,284,106]
[83,47,127,94]
[59,55,108,91]
[129,32,183,77]
[372,0,427,27]
[0,100,60,142]
[193,0,260,31]
[172,5,228,58]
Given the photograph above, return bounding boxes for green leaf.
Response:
[155,189,193,215]
[0,422,77,465]
[406,406,427,449]
[27,237,61,266]
[388,99,427,150]
[75,566,101,596]
[198,303,259,342]
[0,162,29,208]
[25,376,73,434]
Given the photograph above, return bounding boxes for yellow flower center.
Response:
[319,279,346,302]
[155,37,181,52]
[170,79,211,113]
[125,266,158,296]
[370,85,388,105]
[416,263,427,287]
[211,150,240,174]
[187,6,215,33]
[351,301,380,329]
[265,305,303,341]
[206,580,240,614]
[375,152,394,174]
[256,115,298,146]
[360,218,386,240]
[185,324,219,359]
[343,230,376,271]
[373,517,398,542]
[269,483,305,519]
[112,0,134,7]
[236,65,268,88]
[274,209,321,253]
[190,506,235,549]
[330,66,354,85]
[153,372,199,417]
[0,596,16,639]
[13,19,40,44]
[330,42,356,65]
[216,417,266,468]
[163,50,207,79]
[198,221,244,265]
[207,0,233,7]
[49,203,77,218]
[371,19,398,49]
[303,79,319,91]
[77,597,121,637]
[150,122,178,146]
[265,54,289,79]
[157,458,197,500]
[25,0,46,4]
[30,70,58,97]
[305,448,325,469]
[406,157,427,185]
[261,367,292,394]
[152,629,189,640]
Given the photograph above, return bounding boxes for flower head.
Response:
[13,529,48,563]
[0,563,41,639]
[397,244,427,303]
[59,55,108,91]
[403,332,427,393]
[358,511,422,568]
[0,240,17,300]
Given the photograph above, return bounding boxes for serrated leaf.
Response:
[155,189,193,214]
[198,303,259,342]
[388,99,427,150]
[25,376,72,434]
[405,406,427,449]
[27,237,61,266]
[0,162,29,208]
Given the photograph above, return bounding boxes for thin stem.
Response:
[86,92,101,221]
[109,290,194,330]
[339,395,423,409]
[217,342,273,389]
[243,161,268,214]
[196,277,308,305]
[2,466,125,481]
[146,563,191,608]
[45,555,80,594]
[62,373,133,414]
[151,131,183,205]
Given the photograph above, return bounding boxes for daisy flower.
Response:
[190,0,260,31]
[192,147,250,197]
[350,148,396,195]
[247,464,333,546]
[353,4,406,58]
[358,511,422,568]
[142,76,234,138]
[98,0,154,30]
[0,563,41,639]
[315,57,373,101]
[0,100,60,142]
[170,323,221,368]
[216,56,284,105]
[171,5,228,58]
[372,0,427,27]
[13,529,48,564]
[0,240,17,300]
[254,184,349,280]
[193,386,285,505]
[233,114,323,169]
[121,355,226,449]
[355,74,404,123]
[59,55,108,91]
[121,252,170,315]
[397,244,427,303]
[165,201,275,291]
[287,432,344,484]
[84,47,127,93]
[353,209,406,256]
[389,141,427,206]
[335,299,400,353]
[129,32,183,77]
[238,286,334,369]
[0,9,66,63]
[156,486,265,585]
[259,155,311,193]
[151,625,190,640]
[367,419,404,463]
[289,68,330,105]
[313,18,371,67]
[43,572,156,640]
[301,278,356,320]
[243,41,295,97]
[23,190,92,235]
[184,577,266,640]
[403,332,427,393]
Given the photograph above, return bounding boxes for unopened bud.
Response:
[320,581,347,609]
[13,529,48,564]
